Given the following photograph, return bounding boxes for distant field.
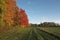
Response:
[38,27,60,37]
[0,27,60,40]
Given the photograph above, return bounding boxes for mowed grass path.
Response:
[0,27,60,40]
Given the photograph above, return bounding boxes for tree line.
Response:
[30,22,60,27]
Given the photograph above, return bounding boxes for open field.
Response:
[38,27,60,37]
[0,27,60,40]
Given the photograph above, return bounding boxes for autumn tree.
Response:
[3,0,17,26]
[0,0,7,27]
[0,0,29,27]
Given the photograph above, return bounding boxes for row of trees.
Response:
[30,22,60,27]
[38,22,60,27]
[0,0,29,32]
[0,0,29,27]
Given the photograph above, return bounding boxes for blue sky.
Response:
[16,0,60,24]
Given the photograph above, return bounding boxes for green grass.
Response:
[0,27,60,40]
[0,27,31,40]
[38,27,60,37]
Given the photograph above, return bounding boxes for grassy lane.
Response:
[0,27,60,40]
[22,27,60,40]
[33,28,45,40]
[35,28,60,40]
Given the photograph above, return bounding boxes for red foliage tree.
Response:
[3,0,29,27]
[17,9,29,26]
